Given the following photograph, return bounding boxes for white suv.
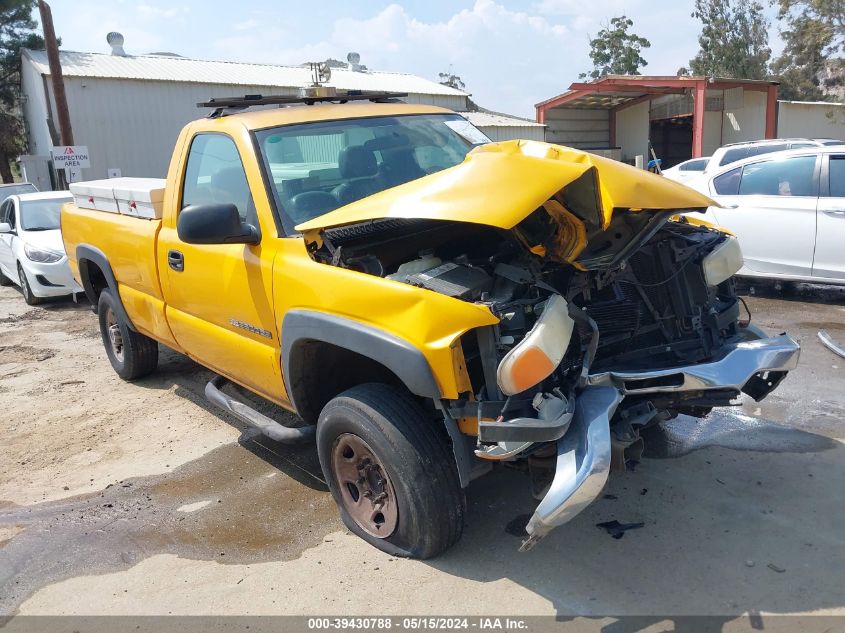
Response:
[703,138,843,175]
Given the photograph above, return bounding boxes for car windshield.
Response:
[255,113,490,232]
[1,183,37,197]
[20,198,71,231]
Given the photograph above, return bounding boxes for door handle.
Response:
[167,249,184,272]
[823,209,845,217]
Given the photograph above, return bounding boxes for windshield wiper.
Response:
[24,227,57,231]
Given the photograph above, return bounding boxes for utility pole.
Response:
[37,0,73,146]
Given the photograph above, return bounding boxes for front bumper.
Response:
[586,325,801,400]
[520,328,800,551]
[23,256,83,298]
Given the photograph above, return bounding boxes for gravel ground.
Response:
[0,280,843,618]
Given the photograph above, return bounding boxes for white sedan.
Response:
[0,191,82,305]
[685,146,845,285]
[661,156,711,184]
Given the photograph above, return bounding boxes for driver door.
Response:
[158,132,284,401]
[0,199,17,280]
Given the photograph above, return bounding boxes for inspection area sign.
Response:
[51,145,90,169]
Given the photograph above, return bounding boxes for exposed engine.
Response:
[307,208,747,465]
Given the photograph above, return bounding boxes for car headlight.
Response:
[702,236,743,286]
[24,244,63,263]
[496,294,574,396]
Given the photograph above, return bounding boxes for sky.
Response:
[37,0,785,118]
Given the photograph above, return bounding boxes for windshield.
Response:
[1,183,37,197]
[255,113,490,232]
[20,198,71,231]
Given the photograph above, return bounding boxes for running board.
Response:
[204,375,316,444]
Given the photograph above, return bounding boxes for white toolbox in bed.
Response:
[69,178,166,219]
[69,180,120,213]
[112,178,166,219]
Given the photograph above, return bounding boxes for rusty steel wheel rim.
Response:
[105,307,125,363]
[330,433,398,538]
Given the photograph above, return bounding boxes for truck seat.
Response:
[333,146,381,206]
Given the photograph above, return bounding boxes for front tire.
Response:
[317,383,465,559]
[97,288,158,380]
[17,263,43,305]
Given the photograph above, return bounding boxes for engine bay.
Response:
[307,208,745,465]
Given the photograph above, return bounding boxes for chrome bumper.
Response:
[520,329,800,551]
[586,327,800,398]
[521,386,621,551]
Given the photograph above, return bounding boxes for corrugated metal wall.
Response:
[38,74,467,180]
[777,101,845,139]
[477,125,545,142]
[543,107,610,148]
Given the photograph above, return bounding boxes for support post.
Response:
[38,1,73,146]
[692,80,706,158]
[609,110,616,148]
[765,84,778,139]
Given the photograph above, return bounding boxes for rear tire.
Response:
[316,383,465,559]
[17,263,43,305]
[97,288,158,380]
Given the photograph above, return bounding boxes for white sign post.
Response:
[51,145,90,184]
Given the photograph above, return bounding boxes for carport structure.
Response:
[536,75,779,166]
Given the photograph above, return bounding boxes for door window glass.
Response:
[829,156,845,198]
[680,158,708,172]
[182,134,254,222]
[752,143,788,157]
[0,200,10,224]
[4,201,16,228]
[713,167,741,195]
[738,155,817,197]
[719,147,751,166]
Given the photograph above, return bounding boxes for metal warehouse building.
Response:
[19,44,543,187]
[536,75,845,167]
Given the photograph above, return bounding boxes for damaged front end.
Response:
[297,140,800,550]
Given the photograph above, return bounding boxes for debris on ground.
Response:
[767,563,786,573]
[596,520,645,539]
[818,330,845,359]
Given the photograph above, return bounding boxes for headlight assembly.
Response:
[702,236,743,286]
[24,244,63,263]
[496,294,574,396]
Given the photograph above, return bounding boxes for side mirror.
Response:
[0,222,12,234]
[177,203,259,245]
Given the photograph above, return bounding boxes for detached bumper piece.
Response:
[519,330,800,551]
[521,386,621,551]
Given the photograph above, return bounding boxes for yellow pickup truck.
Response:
[61,91,800,558]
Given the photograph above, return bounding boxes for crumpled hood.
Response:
[296,140,717,233]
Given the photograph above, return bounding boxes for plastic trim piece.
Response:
[76,244,136,331]
[281,310,441,410]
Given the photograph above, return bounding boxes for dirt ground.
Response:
[1,281,844,619]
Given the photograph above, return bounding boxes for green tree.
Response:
[580,16,651,80]
[688,0,771,79]
[774,0,844,100]
[438,71,466,91]
[1,0,45,183]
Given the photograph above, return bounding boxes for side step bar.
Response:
[204,375,316,444]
